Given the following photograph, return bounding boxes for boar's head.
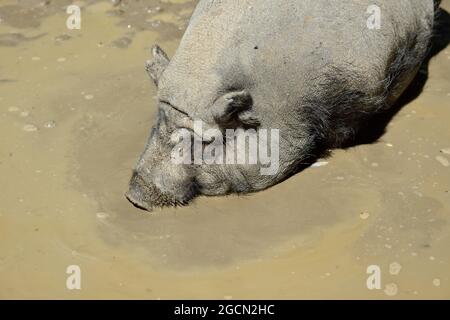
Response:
[126,46,279,211]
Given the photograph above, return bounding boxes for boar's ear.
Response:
[145,45,170,87]
[211,90,260,128]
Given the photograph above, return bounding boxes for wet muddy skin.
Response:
[0,0,449,299]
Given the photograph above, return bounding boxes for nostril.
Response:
[131,170,151,186]
[130,170,141,183]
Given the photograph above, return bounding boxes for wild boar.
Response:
[126,0,438,211]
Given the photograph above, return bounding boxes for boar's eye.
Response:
[160,100,190,117]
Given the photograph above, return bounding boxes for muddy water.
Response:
[0,0,449,299]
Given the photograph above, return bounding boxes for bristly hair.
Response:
[299,13,434,153]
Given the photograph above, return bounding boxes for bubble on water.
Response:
[429,256,435,261]
[84,94,94,100]
[57,57,66,62]
[311,161,328,168]
[23,124,38,132]
[359,211,370,220]
[20,111,29,117]
[435,156,449,167]
[151,20,161,28]
[8,106,19,112]
[384,283,398,296]
[384,244,392,249]
[440,148,450,155]
[385,143,393,147]
[96,212,110,219]
[31,56,41,61]
[389,262,402,275]
[54,34,71,42]
[371,162,379,167]
[433,278,441,287]
[43,120,56,129]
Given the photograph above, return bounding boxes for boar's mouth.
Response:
[126,171,193,211]
[125,192,150,211]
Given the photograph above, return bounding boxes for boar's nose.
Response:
[125,171,153,212]
[126,169,195,210]
[125,190,152,212]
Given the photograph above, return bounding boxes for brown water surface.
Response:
[0,0,449,299]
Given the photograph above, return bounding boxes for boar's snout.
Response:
[125,190,150,211]
[125,170,155,211]
[126,170,179,212]
[126,164,198,212]
[126,105,201,211]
